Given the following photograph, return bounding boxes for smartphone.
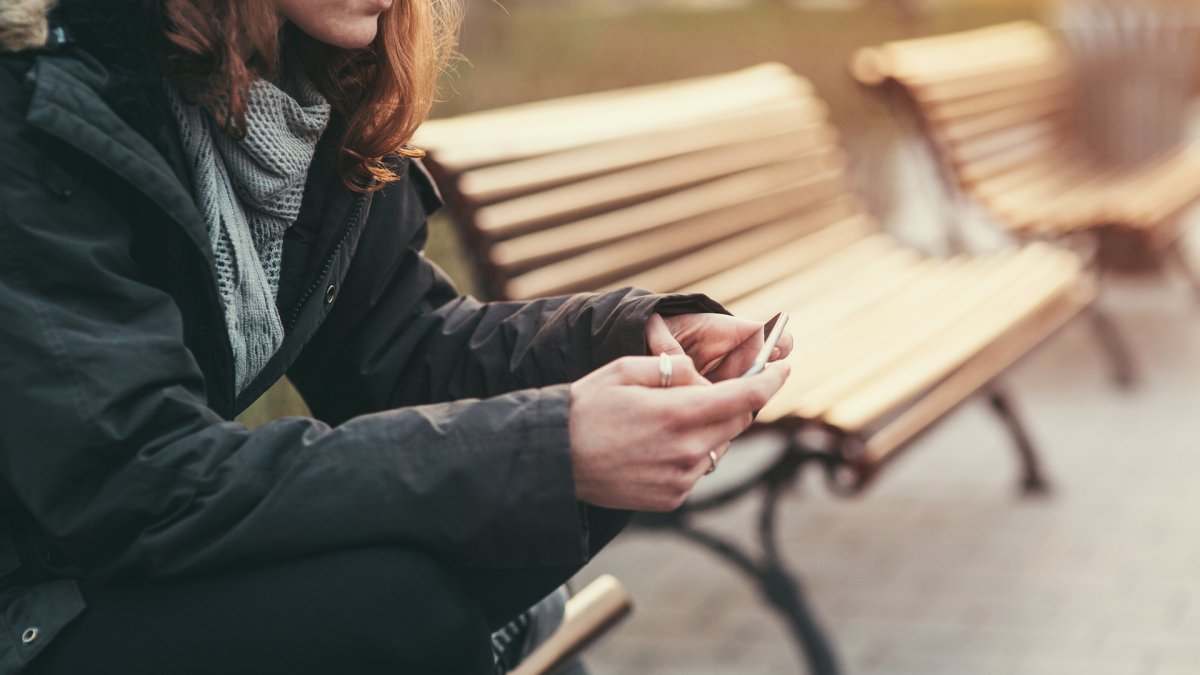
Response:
[740,312,789,378]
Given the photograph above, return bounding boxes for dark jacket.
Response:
[0,2,721,671]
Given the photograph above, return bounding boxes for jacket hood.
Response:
[3,0,169,144]
[0,0,53,52]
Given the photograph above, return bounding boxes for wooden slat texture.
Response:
[913,59,1070,105]
[608,207,871,294]
[492,156,845,273]
[858,22,1200,239]
[861,275,1096,464]
[937,93,1070,143]
[504,171,851,299]
[957,133,1065,185]
[475,126,838,239]
[456,99,829,204]
[971,150,1087,200]
[722,234,906,320]
[924,74,1070,122]
[882,22,1058,84]
[822,249,1082,430]
[680,214,884,306]
[790,248,1055,421]
[949,116,1065,166]
[754,248,1025,422]
[414,63,809,170]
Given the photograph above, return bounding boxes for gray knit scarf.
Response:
[168,69,331,394]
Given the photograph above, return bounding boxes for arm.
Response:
[0,137,596,579]
[287,165,725,425]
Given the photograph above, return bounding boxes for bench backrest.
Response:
[851,21,1083,188]
[414,63,873,301]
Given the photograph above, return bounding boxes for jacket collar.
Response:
[25,53,213,259]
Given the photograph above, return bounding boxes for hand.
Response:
[644,313,794,382]
[569,355,789,511]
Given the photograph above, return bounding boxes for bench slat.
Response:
[674,205,871,304]
[861,275,1096,464]
[475,126,839,239]
[949,116,1066,166]
[912,59,1069,105]
[492,157,845,272]
[936,93,1071,143]
[759,258,989,420]
[719,234,898,320]
[455,99,829,204]
[821,249,1081,430]
[924,74,1070,122]
[755,250,1025,421]
[971,150,1087,200]
[787,248,1050,420]
[606,205,869,295]
[958,134,1066,185]
[504,172,851,299]
[415,64,810,170]
[882,23,1057,83]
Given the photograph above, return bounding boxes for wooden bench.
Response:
[414,63,1095,675]
[851,21,1200,251]
[512,575,631,675]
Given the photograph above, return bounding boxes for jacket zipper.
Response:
[286,195,367,333]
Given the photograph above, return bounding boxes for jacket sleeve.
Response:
[287,163,726,425]
[0,128,710,580]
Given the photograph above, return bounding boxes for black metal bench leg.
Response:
[634,446,845,675]
[1088,300,1136,390]
[985,385,1049,495]
[673,520,842,675]
[757,478,843,675]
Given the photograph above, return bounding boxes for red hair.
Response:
[161,0,461,191]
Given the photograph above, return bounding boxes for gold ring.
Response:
[659,353,672,387]
[706,450,719,474]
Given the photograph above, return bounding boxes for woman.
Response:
[0,0,791,672]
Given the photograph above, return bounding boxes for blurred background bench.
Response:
[853,15,1200,387]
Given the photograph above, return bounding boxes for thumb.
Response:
[645,313,686,357]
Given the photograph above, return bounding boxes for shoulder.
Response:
[404,157,444,217]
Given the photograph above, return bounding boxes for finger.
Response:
[664,313,763,368]
[673,361,790,423]
[645,313,686,357]
[683,439,733,483]
[607,354,709,388]
[707,326,765,382]
[769,329,794,362]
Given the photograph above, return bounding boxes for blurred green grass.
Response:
[239,0,1044,428]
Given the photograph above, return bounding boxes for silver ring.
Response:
[706,450,719,474]
[659,353,672,388]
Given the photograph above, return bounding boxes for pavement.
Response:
[570,141,1200,675]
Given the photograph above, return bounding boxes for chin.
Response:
[329,24,380,49]
[301,19,380,50]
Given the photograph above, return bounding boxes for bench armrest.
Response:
[509,575,633,675]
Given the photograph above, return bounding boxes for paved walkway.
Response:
[572,143,1200,674]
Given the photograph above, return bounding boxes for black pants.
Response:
[25,507,630,675]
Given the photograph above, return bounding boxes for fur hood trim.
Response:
[0,0,54,52]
